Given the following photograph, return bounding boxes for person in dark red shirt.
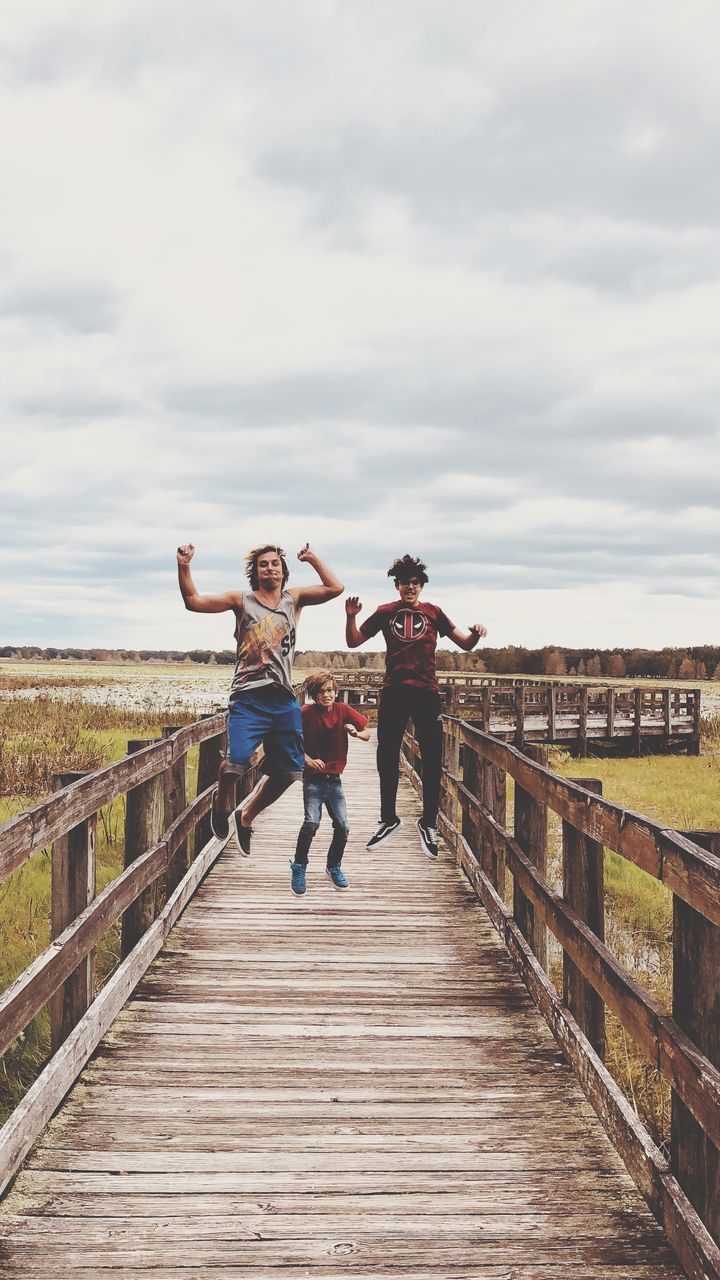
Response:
[290,671,370,896]
[345,554,487,859]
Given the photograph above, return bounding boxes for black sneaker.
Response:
[417,819,439,859]
[230,808,253,857]
[366,817,402,849]
[210,794,230,841]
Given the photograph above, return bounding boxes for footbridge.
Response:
[1,712,719,1278]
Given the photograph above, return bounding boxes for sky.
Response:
[1,1,719,655]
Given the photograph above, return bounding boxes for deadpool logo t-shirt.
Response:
[360,601,454,691]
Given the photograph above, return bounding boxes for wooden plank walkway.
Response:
[0,743,684,1278]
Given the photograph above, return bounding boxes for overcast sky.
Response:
[1,1,718,655]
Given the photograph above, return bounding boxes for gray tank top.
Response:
[230,590,298,699]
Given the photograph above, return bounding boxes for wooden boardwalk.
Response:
[0,745,684,1278]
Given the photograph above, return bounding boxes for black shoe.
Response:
[210,794,230,841]
[417,819,439,859]
[366,817,402,849]
[230,808,253,857]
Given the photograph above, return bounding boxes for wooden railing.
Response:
[338,676,701,755]
[400,718,720,1280]
[0,710,254,1198]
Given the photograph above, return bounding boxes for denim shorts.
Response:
[227,684,304,778]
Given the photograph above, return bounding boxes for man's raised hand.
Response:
[469,623,487,638]
[177,544,195,565]
[345,595,362,617]
[297,542,314,563]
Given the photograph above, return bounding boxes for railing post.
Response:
[691,688,701,755]
[482,756,507,896]
[633,687,643,757]
[578,686,588,758]
[480,686,491,732]
[662,687,671,750]
[162,725,189,895]
[195,713,227,852]
[562,779,605,1058]
[50,771,96,1053]
[514,685,525,750]
[441,720,460,840]
[121,739,163,960]
[513,744,548,968]
[547,685,556,742]
[672,829,720,1244]
[606,686,615,741]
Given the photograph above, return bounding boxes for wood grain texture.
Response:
[0,744,685,1278]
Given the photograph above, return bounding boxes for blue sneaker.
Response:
[289,860,306,896]
[326,865,349,891]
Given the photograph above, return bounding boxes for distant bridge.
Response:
[0,707,718,1276]
[331,673,702,756]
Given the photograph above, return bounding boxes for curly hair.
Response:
[245,544,289,590]
[387,554,428,585]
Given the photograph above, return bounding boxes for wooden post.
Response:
[514,685,526,750]
[691,688,701,755]
[563,779,605,1058]
[578,686,589,758]
[50,772,96,1053]
[162,726,189,895]
[481,686,491,733]
[121,740,163,960]
[672,829,720,1244]
[461,743,482,863]
[513,744,548,968]
[606,686,615,742]
[195,715,227,852]
[441,721,460,837]
[547,685,556,743]
[662,687,671,750]
[482,758,507,897]
[633,687,643,757]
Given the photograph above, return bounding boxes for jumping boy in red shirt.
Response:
[290,671,370,896]
[345,554,487,860]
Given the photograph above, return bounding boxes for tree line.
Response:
[2,644,718,680]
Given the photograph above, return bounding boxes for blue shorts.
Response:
[227,684,303,779]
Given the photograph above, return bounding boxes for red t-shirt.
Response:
[360,601,455,692]
[301,702,369,774]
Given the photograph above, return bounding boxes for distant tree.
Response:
[678,658,695,680]
[605,654,626,678]
[586,655,602,677]
[543,649,567,676]
[713,662,720,681]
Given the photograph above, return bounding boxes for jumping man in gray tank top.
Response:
[177,542,343,853]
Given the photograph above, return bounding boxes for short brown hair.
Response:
[305,670,337,700]
[245,544,289,590]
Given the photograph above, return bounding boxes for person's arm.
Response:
[177,544,243,613]
[345,596,367,648]
[290,544,344,607]
[344,705,370,741]
[304,754,326,772]
[346,723,371,742]
[447,622,488,652]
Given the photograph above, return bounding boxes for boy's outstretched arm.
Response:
[292,543,344,606]
[448,622,488,652]
[177,544,243,613]
[345,596,366,648]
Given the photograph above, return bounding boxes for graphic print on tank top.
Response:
[231,591,297,696]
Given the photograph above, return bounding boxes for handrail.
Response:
[0,711,226,881]
[401,717,720,1279]
[0,709,247,1198]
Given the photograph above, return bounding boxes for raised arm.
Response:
[447,622,488,652]
[291,543,344,607]
[177,544,243,614]
[345,596,367,648]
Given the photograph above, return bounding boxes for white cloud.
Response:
[1,1,719,650]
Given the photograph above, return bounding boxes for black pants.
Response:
[377,685,443,827]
